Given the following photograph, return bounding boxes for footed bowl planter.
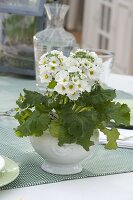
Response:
[30,131,99,175]
[14,49,130,176]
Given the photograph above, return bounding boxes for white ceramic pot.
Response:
[30,131,98,175]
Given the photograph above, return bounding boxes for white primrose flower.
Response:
[79,58,91,69]
[94,57,103,67]
[55,70,69,85]
[87,66,101,81]
[65,57,79,68]
[89,52,98,60]
[66,82,78,95]
[58,54,66,63]
[50,50,63,56]
[39,54,48,65]
[68,65,81,73]
[60,56,68,70]
[77,57,82,63]
[48,56,60,66]
[67,91,80,101]
[54,84,66,95]
[70,52,74,57]
[38,65,45,71]
[85,84,92,93]
[40,69,52,83]
[79,70,87,80]
[77,80,88,92]
[39,65,47,73]
[47,63,60,74]
[75,49,88,54]
[72,75,81,85]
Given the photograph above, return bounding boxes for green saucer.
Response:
[0,157,19,187]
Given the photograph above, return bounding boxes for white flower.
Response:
[47,63,60,74]
[94,57,103,67]
[49,56,60,66]
[51,50,63,56]
[66,82,78,95]
[58,54,66,63]
[54,84,66,95]
[39,54,48,65]
[55,70,69,85]
[79,70,87,80]
[68,66,81,73]
[40,69,52,83]
[78,80,88,92]
[72,75,80,85]
[67,92,80,101]
[87,66,101,81]
[75,49,88,54]
[79,58,90,69]
[89,52,98,60]
[38,65,45,70]
[70,52,74,57]
[65,57,79,69]
[85,84,91,93]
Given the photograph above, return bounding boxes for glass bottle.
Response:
[33,3,77,91]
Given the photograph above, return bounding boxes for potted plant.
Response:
[14,49,130,175]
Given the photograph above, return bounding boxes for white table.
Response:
[0,73,133,200]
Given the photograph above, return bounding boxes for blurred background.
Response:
[65,0,133,76]
[0,0,132,76]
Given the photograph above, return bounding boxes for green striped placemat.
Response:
[0,125,133,191]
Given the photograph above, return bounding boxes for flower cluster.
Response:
[38,49,103,100]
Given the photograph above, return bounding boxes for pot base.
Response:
[41,161,82,175]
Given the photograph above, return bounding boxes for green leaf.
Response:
[59,106,98,151]
[107,102,130,126]
[85,84,116,106]
[90,85,116,105]
[49,121,76,146]
[58,131,76,146]
[101,128,120,149]
[77,137,94,151]
[15,110,50,137]
[14,109,32,124]
[68,121,83,137]
[60,108,97,138]
[16,89,48,109]
[35,104,50,113]
[49,121,66,138]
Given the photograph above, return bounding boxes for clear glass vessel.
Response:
[33,3,77,91]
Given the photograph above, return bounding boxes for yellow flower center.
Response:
[44,74,49,79]
[43,60,47,65]
[69,85,74,90]
[63,79,66,82]
[90,70,94,75]
[51,66,55,70]
[52,60,56,64]
[62,86,66,91]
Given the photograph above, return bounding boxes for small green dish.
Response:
[0,157,19,187]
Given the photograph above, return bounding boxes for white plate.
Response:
[0,156,5,172]
[0,157,19,187]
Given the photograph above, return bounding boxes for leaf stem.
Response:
[72,104,78,111]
